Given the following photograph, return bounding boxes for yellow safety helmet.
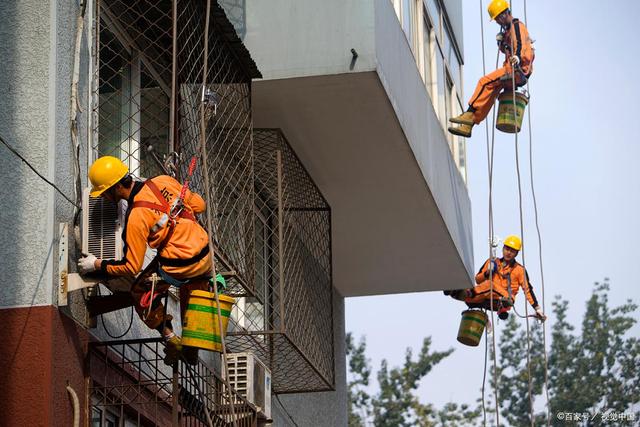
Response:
[503,235,522,251]
[88,156,129,197]
[488,0,510,20]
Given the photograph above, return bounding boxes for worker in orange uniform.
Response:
[77,156,212,365]
[447,235,546,321]
[448,0,534,138]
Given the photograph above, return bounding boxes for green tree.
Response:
[346,335,480,426]
[372,337,453,426]
[492,279,640,426]
[348,279,640,426]
[346,333,372,427]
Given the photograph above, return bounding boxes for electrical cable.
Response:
[0,134,80,209]
[96,284,134,339]
[275,395,300,427]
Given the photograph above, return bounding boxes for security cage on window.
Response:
[90,0,260,298]
[89,338,258,426]
[225,129,335,394]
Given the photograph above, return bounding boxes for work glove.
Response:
[534,307,547,322]
[496,32,504,45]
[510,55,520,67]
[484,260,499,278]
[78,253,98,274]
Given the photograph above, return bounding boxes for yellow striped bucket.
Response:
[182,290,235,352]
[457,310,488,347]
[496,90,529,133]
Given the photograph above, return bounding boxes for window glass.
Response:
[425,0,440,38]
[139,65,170,178]
[98,29,129,161]
[98,21,172,178]
[402,0,415,51]
[435,48,446,126]
[422,14,432,96]
[444,74,453,138]
[443,23,462,90]
[90,408,102,427]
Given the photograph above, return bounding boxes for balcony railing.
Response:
[89,338,258,426]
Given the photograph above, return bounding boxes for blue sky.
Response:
[346,0,640,410]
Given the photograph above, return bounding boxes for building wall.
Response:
[0,0,86,308]
[0,2,89,425]
[0,0,54,308]
[0,305,89,427]
[244,0,376,79]
[271,289,347,427]
[374,0,473,273]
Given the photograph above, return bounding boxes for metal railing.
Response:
[89,338,258,426]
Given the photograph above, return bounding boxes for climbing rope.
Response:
[198,1,238,425]
[508,1,535,423]
[479,1,501,424]
[476,2,553,426]
[522,0,552,424]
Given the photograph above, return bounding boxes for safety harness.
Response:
[134,177,205,310]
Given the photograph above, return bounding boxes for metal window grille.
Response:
[172,0,255,297]
[90,0,258,295]
[226,129,334,393]
[89,338,258,426]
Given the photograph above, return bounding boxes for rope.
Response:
[479,1,501,424]
[523,0,552,424]
[197,1,238,425]
[487,41,502,427]
[508,27,535,427]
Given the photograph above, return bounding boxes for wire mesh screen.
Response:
[88,0,261,421]
[90,338,258,426]
[91,0,256,295]
[173,0,255,298]
[226,129,334,393]
[93,0,173,178]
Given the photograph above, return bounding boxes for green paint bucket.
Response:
[496,90,529,133]
[457,310,488,347]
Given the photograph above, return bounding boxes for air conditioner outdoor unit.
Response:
[81,187,157,276]
[82,187,123,260]
[224,352,272,420]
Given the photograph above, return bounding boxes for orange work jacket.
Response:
[475,257,539,308]
[100,175,211,280]
[499,19,535,76]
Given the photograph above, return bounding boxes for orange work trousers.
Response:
[131,276,210,330]
[468,65,527,124]
[464,278,510,305]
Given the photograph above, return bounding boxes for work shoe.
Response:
[182,345,200,366]
[163,335,183,366]
[448,111,474,125]
[497,306,510,320]
[451,289,471,301]
[448,123,473,138]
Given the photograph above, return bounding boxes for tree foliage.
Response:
[346,334,480,426]
[491,278,640,426]
[347,279,640,426]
